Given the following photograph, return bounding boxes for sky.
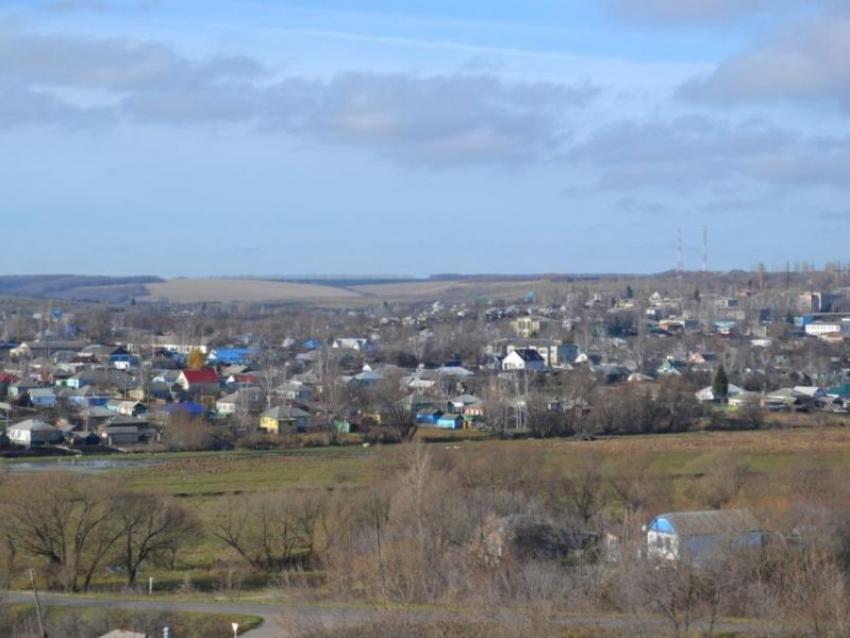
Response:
[0,0,847,277]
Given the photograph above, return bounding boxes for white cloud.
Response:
[570,115,850,190]
[268,72,595,166]
[0,25,598,166]
[680,11,850,109]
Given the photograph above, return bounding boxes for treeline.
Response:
[3,446,850,637]
[0,275,163,300]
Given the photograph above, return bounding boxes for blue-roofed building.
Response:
[645,509,765,564]
[302,339,326,351]
[159,401,205,417]
[435,414,464,430]
[208,348,258,366]
[416,410,443,425]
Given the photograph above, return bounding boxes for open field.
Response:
[137,276,578,305]
[350,278,548,301]
[14,426,850,499]
[141,279,364,304]
[7,426,850,610]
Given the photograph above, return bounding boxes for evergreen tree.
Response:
[712,365,729,401]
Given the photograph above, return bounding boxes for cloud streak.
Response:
[0,26,598,166]
[569,115,850,190]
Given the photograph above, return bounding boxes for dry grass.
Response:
[141,278,363,303]
[137,277,578,304]
[352,279,548,301]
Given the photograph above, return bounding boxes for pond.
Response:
[8,457,167,473]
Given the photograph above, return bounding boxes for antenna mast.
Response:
[702,226,708,273]
[677,227,683,275]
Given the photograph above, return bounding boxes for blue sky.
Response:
[0,0,847,276]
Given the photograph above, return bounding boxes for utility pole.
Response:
[677,227,683,275]
[30,568,48,638]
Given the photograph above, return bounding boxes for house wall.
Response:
[646,530,679,560]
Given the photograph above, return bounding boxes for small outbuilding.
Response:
[645,509,765,563]
[7,419,64,447]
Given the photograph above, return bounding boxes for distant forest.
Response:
[0,275,163,303]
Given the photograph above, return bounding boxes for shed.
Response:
[645,509,765,563]
[8,419,64,446]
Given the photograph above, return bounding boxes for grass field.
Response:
[141,278,365,304]
[8,426,850,597]
[136,276,574,304]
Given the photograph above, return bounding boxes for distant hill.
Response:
[0,275,164,303]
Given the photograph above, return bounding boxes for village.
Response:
[2,272,850,636]
[1,272,849,451]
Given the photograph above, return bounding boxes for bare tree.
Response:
[116,493,199,588]
[372,375,418,442]
[211,490,328,570]
[3,474,124,591]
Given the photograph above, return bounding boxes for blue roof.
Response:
[648,516,675,534]
[161,401,205,415]
[208,348,257,364]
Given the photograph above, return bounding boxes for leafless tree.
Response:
[116,493,199,588]
[2,474,124,591]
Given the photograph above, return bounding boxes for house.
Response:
[511,316,550,338]
[81,406,115,431]
[105,400,147,417]
[437,363,475,378]
[68,386,110,407]
[435,414,465,430]
[8,419,64,447]
[695,383,745,402]
[502,349,546,372]
[416,409,443,425]
[216,388,264,416]
[98,420,144,446]
[11,340,87,359]
[207,348,257,366]
[401,393,440,412]
[225,373,258,389]
[175,369,221,395]
[8,379,41,399]
[805,322,845,337]
[158,401,205,419]
[150,334,211,355]
[259,405,310,434]
[448,394,483,414]
[645,509,765,563]
[28,388,57,408]
[502,339,579,368]
[348,370,383,389]
[464,402,486,418]
[332,338,373,353]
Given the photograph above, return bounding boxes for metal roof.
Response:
[652,509,761,536]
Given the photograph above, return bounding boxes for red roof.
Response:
[181,369,220,385]
[231,374,257,383]
[0,373,17,384]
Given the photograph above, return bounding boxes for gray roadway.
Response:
[1,591,803,637]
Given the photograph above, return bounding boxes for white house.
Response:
[501,349,546,372]
[8,419,64,447]
[695,383,745,402]
[805,322,845,337]
[645,509,765,563]
[504,339,579,368]
[332,338,373,353]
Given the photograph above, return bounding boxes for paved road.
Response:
[1,591,802,637]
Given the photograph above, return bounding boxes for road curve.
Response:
[1,591,802,637]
